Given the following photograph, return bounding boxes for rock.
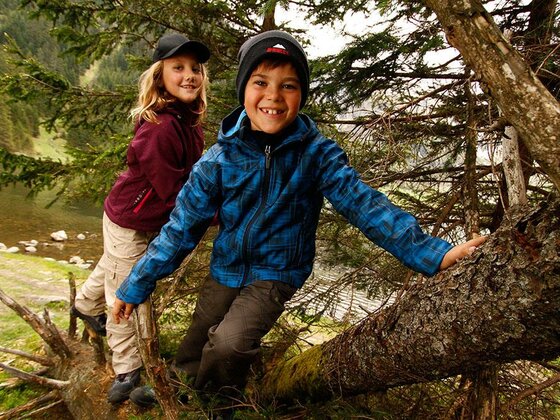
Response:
[50,230,68,241]
[69,256,84,265]
[25,246,38,253]
[43,257,56,262]
[5,247,20,253]
[19,239,39,247]
[0,243,6,250]
[76,233,86,240]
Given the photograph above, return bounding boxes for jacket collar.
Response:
[218,106,316,149]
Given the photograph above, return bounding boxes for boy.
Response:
[113,30,485,404]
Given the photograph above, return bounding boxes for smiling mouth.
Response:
[261,108,284,115]
[181,85,197,89]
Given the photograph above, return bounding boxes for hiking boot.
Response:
[107,368,141,404]
[129,385,190,408]
[129,385,157,407]
[71,305,107,336]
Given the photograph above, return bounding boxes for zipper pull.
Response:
[265,145,271,169]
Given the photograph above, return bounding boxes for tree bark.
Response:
[422,0,560,192]
[260,199,560,401]
[133,300,180,419]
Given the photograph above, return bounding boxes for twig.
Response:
[155,230,210,319]
[0,346,54,366]
[0,363,69,389]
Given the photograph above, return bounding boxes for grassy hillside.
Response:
[29,127,69,161]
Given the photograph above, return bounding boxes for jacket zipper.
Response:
[241,145,272,286]
[133,187,154,214]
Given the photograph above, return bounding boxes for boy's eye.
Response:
[283,83,297,90]
[192,66,202,73]
[254,80,266,86]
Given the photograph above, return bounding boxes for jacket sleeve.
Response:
[315,138,452,277]
[130,117,193,206]
[116,153,220,304]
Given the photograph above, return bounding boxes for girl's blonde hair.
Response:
[130,59,209,125]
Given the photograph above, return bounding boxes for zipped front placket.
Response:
[241,145,272,286]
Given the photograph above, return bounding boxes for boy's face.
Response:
[244,61,301,134]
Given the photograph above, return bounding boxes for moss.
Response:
[264,344,331,402]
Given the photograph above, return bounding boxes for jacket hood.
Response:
[218,106,317,147]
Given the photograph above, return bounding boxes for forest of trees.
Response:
[0,0,558,418]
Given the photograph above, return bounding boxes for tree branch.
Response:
[0,346,54,367]
[0,288,72,359]
[502,372,560,411]
[0,363,69,389]
[0,390,61,420]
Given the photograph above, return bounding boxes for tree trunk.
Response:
[260,199,560,401]
[422,0,560,192]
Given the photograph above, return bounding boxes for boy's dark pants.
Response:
[174,277,297,392]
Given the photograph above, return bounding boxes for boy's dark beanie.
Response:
[236,30,309,109]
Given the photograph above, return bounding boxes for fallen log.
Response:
[261,199,560,402]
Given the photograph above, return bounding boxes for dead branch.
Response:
[0,362,69,389]
[0,346,54,366]
[134,300,180,419]
[502,372,560,411]
[0,288,71,358]
[0,390,61,420]
[20,400,65,419]
[0,368,49,389]
[68,272,77,338]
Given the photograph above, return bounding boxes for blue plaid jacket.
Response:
[116,107,452,304]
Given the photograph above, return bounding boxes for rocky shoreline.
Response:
[0,229,94,270]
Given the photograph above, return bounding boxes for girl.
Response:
[71,33,210,404]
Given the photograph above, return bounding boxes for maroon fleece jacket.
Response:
[104,103,204,232]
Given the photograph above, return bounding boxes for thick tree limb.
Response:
[261,199,560,401]
[422,0,560,191]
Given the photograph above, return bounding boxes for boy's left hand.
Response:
[439,235,487,270]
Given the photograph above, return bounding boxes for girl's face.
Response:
[244,61,301,134]
[161,53,203,104]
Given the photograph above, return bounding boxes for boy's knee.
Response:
[208,330,256,362]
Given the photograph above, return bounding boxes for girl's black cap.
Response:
[153,33,210,63]
[236,30,309,109]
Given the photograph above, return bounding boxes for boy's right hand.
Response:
[439,235,487,270]
[112,297,137,323]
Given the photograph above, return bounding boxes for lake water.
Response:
[0,185,104,263]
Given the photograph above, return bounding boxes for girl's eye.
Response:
[283,83,297,90]
[254,80,266,86]
[192,66,202,73]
